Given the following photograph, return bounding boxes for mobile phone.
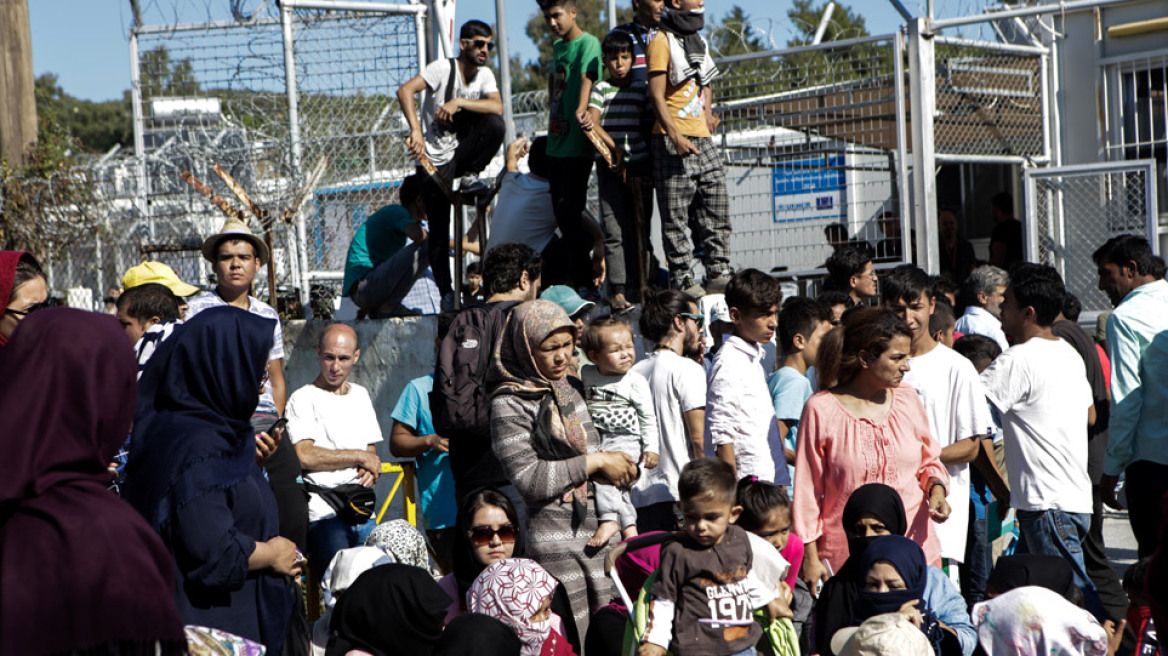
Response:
[266,417,288,435]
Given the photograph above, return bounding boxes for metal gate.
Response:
[1024,159,1160,314]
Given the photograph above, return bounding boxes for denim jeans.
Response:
[1016,508,1108,621]
[960,508,991,606]
[307,516,376,584]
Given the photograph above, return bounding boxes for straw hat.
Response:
[122,261,201,297]
[201,219,269,265]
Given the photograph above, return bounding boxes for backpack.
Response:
[430,300,519,443]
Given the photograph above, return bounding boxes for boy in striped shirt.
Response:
[588,31,654,312]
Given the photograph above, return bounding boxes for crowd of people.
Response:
[5,224,1168,656]
[5,0,1168,653]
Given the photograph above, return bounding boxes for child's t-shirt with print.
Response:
[548,33,603,158]
[645,525,764,655]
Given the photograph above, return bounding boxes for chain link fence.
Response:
[1026,160,1160,315]
[933,36,1048,162]
[713,35,908,275]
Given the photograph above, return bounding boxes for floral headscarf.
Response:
[365,519,439,577]
[468,558,560,656]
[972,586,1108,656]
[490,299,589,506]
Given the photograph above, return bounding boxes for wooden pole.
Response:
[0,0,38,169]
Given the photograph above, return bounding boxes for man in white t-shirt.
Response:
[397,19,505,304]
[630,289,707,532]
[884,265,990,590]
[288,324,383,584]
[978,263,1104,618]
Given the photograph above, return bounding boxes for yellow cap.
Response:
[122,261,201,297]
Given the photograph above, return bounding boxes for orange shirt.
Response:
[645,32,710,138]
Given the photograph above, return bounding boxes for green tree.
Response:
[139,46,202,98]
[511,0,634,94]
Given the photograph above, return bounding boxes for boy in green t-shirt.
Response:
[540,0,604,293]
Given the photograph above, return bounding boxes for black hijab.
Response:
[815,483,909,656]
[125,306,274,530]
[854,536,944,655]
[435,613,522,656]
[0,309,186,654]
[986,554,1077,600]
[327,563,453,656]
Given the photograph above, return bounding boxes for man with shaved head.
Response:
[286,323,384,583]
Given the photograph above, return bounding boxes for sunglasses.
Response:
[678,312,705,328]
[468,524,517,547]
[4,299,51,317]
[464,38,494,52]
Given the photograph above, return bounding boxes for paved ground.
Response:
[1104,508,1140,580]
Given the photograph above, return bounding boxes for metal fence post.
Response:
[894,32,912,263]
[496,0,516,145]
[281,6,311,318]
[908,17,940,274]
[128,29,151,243]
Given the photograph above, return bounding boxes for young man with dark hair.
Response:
[1093,235,1168,558]
[646,0,731,297]
[706,269,785,483]
[397,19,505,304]
[540,0,605,293]
[979,263,1103,618]
[816,290,851,325]
[768,296,832,486]
[437,242,541,516]
[116,283,181,345]
[188,219,304,551]
[342,174,438,317]
[883,264,990,591]
[824,244,877,306]
[631,288,706,532]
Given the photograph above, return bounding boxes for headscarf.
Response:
[0,250,39,347]
[124,305,274,530]
[490,299,590,513]
[315,547,395,656]
[321,546,395,611]
[854,536,928,621]
[0,308,186,654]
[854,536,944,656]
[468,558,560,656]
[985,554,1077,601]
[816,484,912,655]
[842,483,909,568]
[327,563,452,656]
[972,586,1108,656]
[366,518,440,576]
[435,613,523,656]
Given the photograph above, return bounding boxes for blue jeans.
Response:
[307,516,376,583]
[960,508,992,606]
[1016,508,1107,621]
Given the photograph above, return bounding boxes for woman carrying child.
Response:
[490,299,640,639]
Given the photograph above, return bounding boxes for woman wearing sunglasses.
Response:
[0,251,49,348]
[439,487,522,623]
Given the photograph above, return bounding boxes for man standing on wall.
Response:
[397,20,505,308]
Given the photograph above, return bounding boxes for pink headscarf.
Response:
[468,558,559,656]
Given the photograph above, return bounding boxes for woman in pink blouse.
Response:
[794,307,950,590]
